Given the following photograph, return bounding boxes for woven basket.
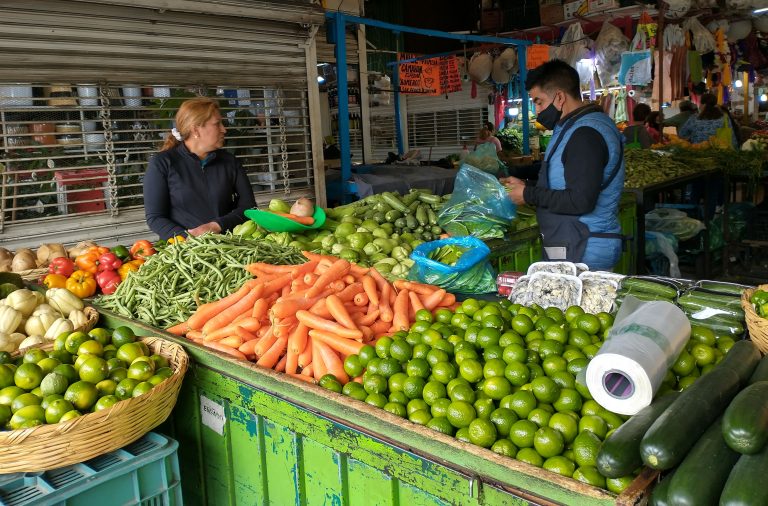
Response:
[0,336,188,472]
[15,268,47,283]
[742,284,768,354]
[75,306,100,334]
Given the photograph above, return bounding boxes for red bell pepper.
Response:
[130,240,157,260]
[48,257,76,277]
[97,252,123,272]
[95,270,121,295]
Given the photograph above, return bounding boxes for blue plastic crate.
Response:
[0,432,181,506]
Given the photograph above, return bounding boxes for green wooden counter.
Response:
[99,310,655,506]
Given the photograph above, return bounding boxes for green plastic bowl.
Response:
[244,206,327,233]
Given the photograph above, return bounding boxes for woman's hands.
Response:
[188,221,221,236]
[500,176,526,205]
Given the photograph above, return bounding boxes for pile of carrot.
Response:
[268,210,314,226]
[167,252,457,384]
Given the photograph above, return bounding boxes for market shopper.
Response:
[662,100,697,134]
[502,59,625,270]
[645,111,663,144]
[622,103,653,149]
[475,121,503,153]
[678,93,739,148]
[143,97,256,240]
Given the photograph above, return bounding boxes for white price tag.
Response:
[200,395,226,435]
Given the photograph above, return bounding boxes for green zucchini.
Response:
[677,297,745,322]
[720,444,768,506]
[648,471,675,506]
[722,382,768,454]
[405,214,417,229]
[417,193,443,205]
[381,193,409,213]
[621,278,678,299]
[597,392,679,478]
[682,290,743,308]
[616,291,673,303]
[415,205,429,226]
[640,367,741,470]
[748,354,768,384]
[717,340,761,384]
[426,207,438,225]
[666,417,741,506]
[697,280,751,296]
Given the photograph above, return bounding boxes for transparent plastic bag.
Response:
[595,21,629,87]
[464,143,504,175]
[645,231,681,278]
[438,164,516,239]
[645,208,706,241]
[408,237,496,294]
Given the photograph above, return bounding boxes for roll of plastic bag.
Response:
[585,296,690,415]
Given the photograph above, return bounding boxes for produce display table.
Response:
[722,169,768,282]
[326,165,457,202]
[624,169,720,277]
[97,309,655,506]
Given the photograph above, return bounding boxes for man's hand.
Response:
[499,176,524,187]
[500,176,526,205]
[188,221,222,236]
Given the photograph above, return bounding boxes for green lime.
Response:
[403,376,426,400]
[550,371,576,390]
[406,358,430,379]
[454,347,479,365]
[40,373,69,396]
[509,419,538,448]
[468,418,497,448]
[538,340,565,359]
[0,364,14,389]
[490,407,518,437]
[431,398,452,418]
[78,340,104,357]
[64,332,90,355]
[358,345,376,366]
[36,358,61,375]
[432,362,457,384]
[422,381,447,406]
[553,388,583,413]
[446,377,471,397]
[64,381,99,411]
[411,343,431,359]
[388,391,408,405]
[573,466,606,488]
[528,408,553,428]
[690,343,716,367]
[318,374,343,393]
[343,355,363,378]
[408,409,432,426]
[383,401,407,417]
[598,409,625,432]
[365,393,388,408]
[363,373,387,394]
[491,438,518,457]
[96,379,118,396]
[574,314,601,335]
[449,383,476,404]
[375,337,393,359]
[14,363,43,390]
[606,475,635,494]
[41,394,63,410]
[483,345,504,362]
[534,426,565,458]
[389,339,413,362]
[460,298,480,317]
[79,356,110,384]
[44,398,74,423]
[115,378,139,400]
[572,430,602,467]
[455,428,471,443]
[504,390,536,419]
[378,358,402,378]
[342,381,367,401]
[564,306,585,323]
[543,455,576,477]
[459,359,484,383]
[482,376,512,401]
[434,308,453,324]
[426,349,450,366]
[116,343,145,365]
[446,401,476,429]
[567,358,590,378]
[88,328,112,346]
[516,448,544,467]
[59,410,82,422]
[427,416,454,436]
[549,412,579,443]
[542,356,568,376]
[474,398,496,420]
[544,325,569,345]
[111,327,137,348]
[531,377,560,404]
[9,405,45,429]
[504,361,530,387]
[482,358,506,379]
[22,349,48,365]
[388,372,408,393]
[414,308,433,323]
[0,386,25,407]
[476,328,502,349]
[511,315,534,336]
[690,326,716,346]
[11,392,41,413]
[407,399,430,416]
[499,332,524,348]
[94,395,120,411]
[578,415,608,439]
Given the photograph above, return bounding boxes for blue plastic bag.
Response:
[438,164,517,239]
[408,236,497,294]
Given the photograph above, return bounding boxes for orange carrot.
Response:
[301,363,314,377]
[325,295,357,330]
[205,317,261,342]
[346,305,368,315]
[290,279,307,292]
[245,262,301,274]
[203,341,247,360]
[233,325,259,343]
[257,326,270,338]
[313,339,327,380]
[273,318,297,338]
[379,283,394,322]
[306,259,351,297]
[309,329,365,356]
[422,288,447,311]
[362,275,379,306]
[166,321,189,335]
[233,309,252,323]
[343,274,355,285]
[281,284,291,297]
[296,310,363,340]
[309,298,332,319]
[354,292,369,307]
[238,338,260,357]
[186,279,257,330]
[337,282,364,302]
[288,322,309,355]
[257,337,288,368]
[268,211,314,225]
[392,288,410,332]
[303,273,318,286]
[202,286,263,334]
[301,251,338,263]
[350,264,370,277]
[404,281,440,296]
[369,320,391,336]
[285,345,299,374]
[439,292,456,307]
[352,375,363,384]
[315,341,349,383]
[369,267,388,290]
[254,328,277,358]
[260,273,293,297]
[353,309,380,327]
[275,354,287,373]
[408,291,425,313]
[289,372,316,384]
[291,260,318,280]
[220,335,243,348]
[360,326,373,341]
[298,336,313,367]
[447,302,460,311]
[186,330,204,341]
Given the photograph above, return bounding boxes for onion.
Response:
[68,240,96,259]
[11,251,36,272]
[36,243,67,266]
[290,198,315,217]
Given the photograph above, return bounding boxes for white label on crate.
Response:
[200,395,226,435]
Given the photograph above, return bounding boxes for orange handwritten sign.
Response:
[526,45,552,70]
[398,53,462,95]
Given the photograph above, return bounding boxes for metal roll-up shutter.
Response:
[316,26,360,65]
[0,0,323,249]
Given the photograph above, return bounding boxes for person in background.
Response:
[502,59,625,271]
[622,103,653,149]
[143,97,256,240]
[475,121,503,153]
[662,99,697,134]
[678,93,739,148]
[646,111,663,144]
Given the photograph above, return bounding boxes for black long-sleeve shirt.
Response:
[143,142,256,240]
[522,124,608,216]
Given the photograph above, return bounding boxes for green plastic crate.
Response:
[0,432,181,506]
[486,227,542,274]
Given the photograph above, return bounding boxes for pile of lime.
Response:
[317,298,731,493]
[0,326,173,430]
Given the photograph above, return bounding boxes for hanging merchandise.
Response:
[688,49,704,84]
[595,21,629,88]
[670,45,689,100]
[652,49,673,105]
[615,89,628,123]
[554,23,590,68]
[468,53,492,83]
[637,10,658,47]
[665,0,692,19]
[619,32,653,86]
[664,25,685,50]
[727,20,753,43]
[715,28,733,87]
[491,55,511,84]
[683,16,716,54]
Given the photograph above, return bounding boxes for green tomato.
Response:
[339,248,360,263]
[335,222,357,238]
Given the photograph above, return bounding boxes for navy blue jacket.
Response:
[143,142,256,240]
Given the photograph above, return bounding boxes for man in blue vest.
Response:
[503,59,625,270]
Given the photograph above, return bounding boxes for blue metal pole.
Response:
[392,53,404,155]
[333,11,353,203]
[517,45,530,156]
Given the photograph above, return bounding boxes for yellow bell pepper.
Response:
[65,270,98,298]
[167,235,186,245]
[43,273,67,289]
[117,259,144,280]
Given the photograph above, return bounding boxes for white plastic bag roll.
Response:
[585,297,690,415]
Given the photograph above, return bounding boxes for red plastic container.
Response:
[54,168,108,214]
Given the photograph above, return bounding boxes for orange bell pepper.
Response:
[117,259,144,280]
[130,240,156,260]
[43,273,68,289]
[74,251,100,274]
[65,270,98,298]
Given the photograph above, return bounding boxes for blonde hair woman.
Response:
[143,97,256,240]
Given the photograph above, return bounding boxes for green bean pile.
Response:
[94,233,306,328]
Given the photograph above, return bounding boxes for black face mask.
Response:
[537,101,562,131]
